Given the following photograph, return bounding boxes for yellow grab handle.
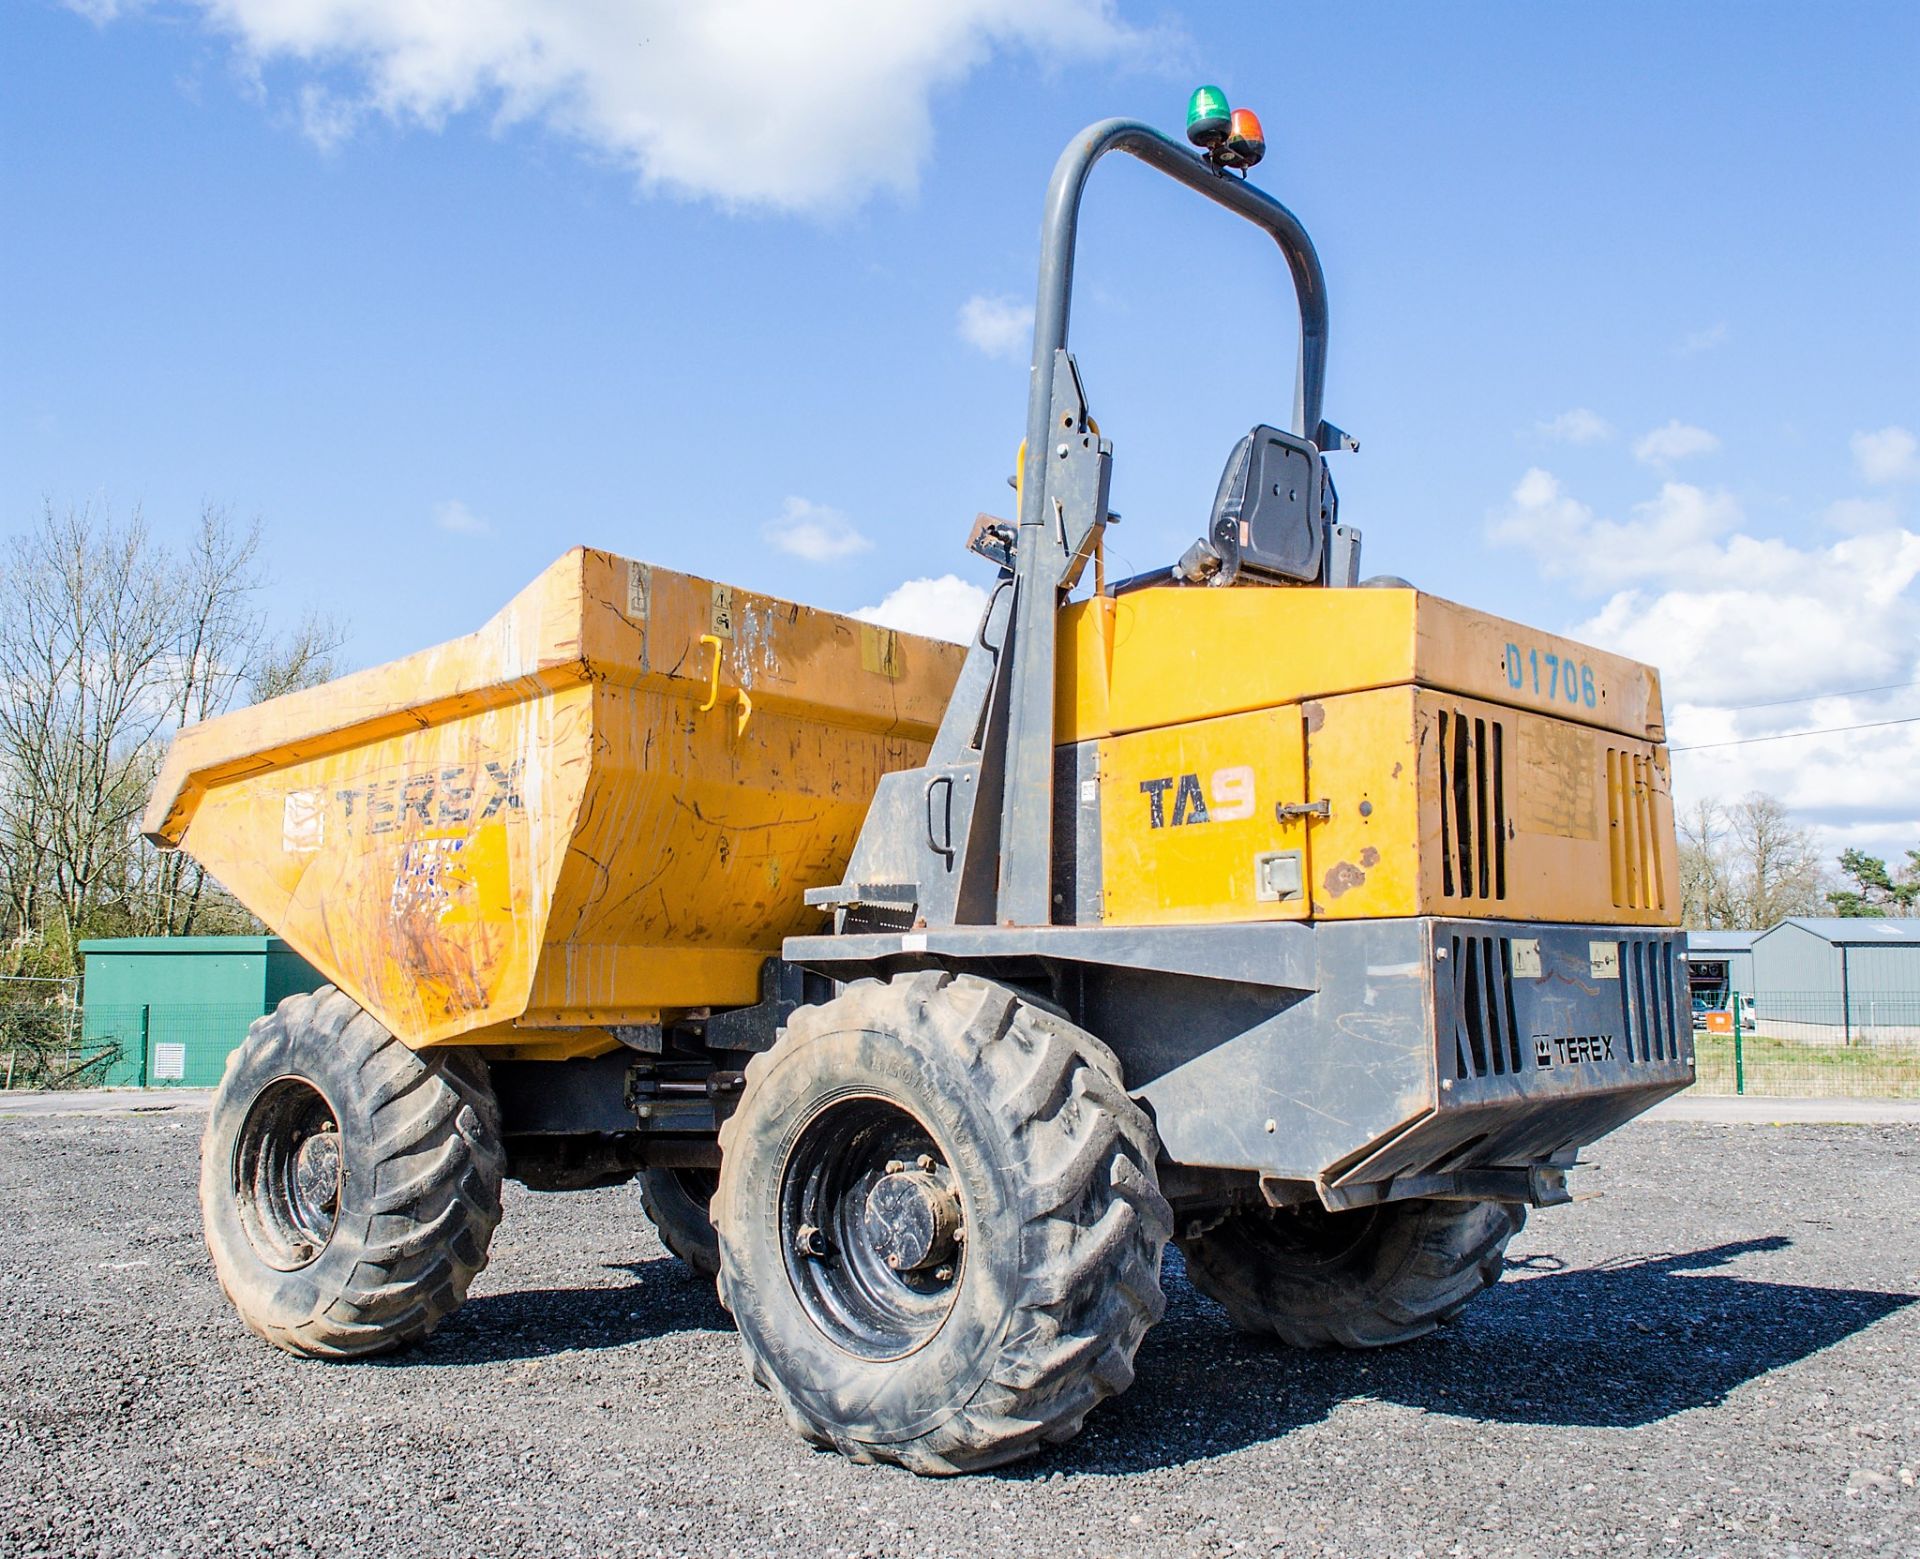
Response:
[697,633,753,735]
[697,634,723,713]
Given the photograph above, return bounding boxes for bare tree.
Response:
[1726,793,1826,927]
[1679,797,1736,928]
[1677,791,1826,928]
[0,501,344,970]
[0,503,176,953]
[143,508,341,937]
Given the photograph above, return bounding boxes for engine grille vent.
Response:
[1437,709,1507,901]
[1449,933,1524,1080]
[1605,748,1666,911]
[1620,936,1681,1062]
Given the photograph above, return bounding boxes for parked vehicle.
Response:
[148,96,1693,1474]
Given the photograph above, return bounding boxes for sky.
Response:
[4,0,1918,870]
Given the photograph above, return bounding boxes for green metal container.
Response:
[78,937,324,1088]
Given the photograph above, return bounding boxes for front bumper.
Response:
[1134,919,1693,1201]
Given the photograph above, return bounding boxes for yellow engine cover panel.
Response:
[1057,587,1666,745]
[1303,687,1678,924]
[1098,707,1311,925]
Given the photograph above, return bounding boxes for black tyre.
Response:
[200,986,505,1359]
[714,971,1170,1474]
[1178,1197,1523,1349]
[637,1167,721,1280]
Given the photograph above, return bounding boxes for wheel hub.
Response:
[293,1131,341,1217]
[863,1169,960,1273]
[778,1098,967,1359]
[232,1078,342,1270]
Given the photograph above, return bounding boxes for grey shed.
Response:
[1749,917,1920,1038]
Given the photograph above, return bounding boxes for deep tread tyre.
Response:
[714,971,1170,1474]
[637,1167,721,1280]
[199,985,505,1359]
[1178,1197,1523,1349]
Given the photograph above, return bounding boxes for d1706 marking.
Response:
[1505,641,1599,711]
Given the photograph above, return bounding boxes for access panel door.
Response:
[1098,705,1311,925]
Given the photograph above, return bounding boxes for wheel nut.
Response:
[915,1154,936,1172]
[885,1159,907,1175]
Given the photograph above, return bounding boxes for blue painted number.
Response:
[1506,641,1597,708]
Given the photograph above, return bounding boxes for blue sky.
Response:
[4,1,1918,862]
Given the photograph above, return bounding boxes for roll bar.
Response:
[991,120,1335,927]
[1017,118,1331,527]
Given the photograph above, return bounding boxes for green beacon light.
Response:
[1185,85,1231,149]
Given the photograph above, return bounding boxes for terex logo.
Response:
[1533,1033,1617,1068]
[1139,765,1254,830]
[333,759,525,836]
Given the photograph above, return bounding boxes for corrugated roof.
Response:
[1767,917,1920,946]
[1685,929,1762,951]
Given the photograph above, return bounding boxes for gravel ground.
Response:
[2,1111,1915,1559]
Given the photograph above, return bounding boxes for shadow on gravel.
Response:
[416,1257,730,1366]
[1024,1236,1918,1477]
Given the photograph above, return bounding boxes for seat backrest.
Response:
[1207,424,1326,584]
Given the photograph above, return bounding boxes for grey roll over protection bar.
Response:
[994,119,1338,927]
[1016,117,1331,518]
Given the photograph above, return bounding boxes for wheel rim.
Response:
[778,1095,965,1361]
[232,1077,342,1270]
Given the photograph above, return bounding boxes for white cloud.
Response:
[1487,468,1740,590]
[1823,496,1900,535]
[763,497,870,562]
[1489,445,1920,854]
[854,575,989,643]
[1632,420,1721,467]
[433,498,490,535]
[1573,522,1920,708]
[1852,425,1920,486]
[1677,322,1729,356]
[957,294,1034,361]
[1535,408,1612,445]
[79,1,1160,212]
[297,82,362,152]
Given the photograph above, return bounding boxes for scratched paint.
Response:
[143,548,964,1055]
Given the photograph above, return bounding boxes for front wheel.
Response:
[1177,1197,1523,1349]
[200,986,505,1359]
[714,972,1171,1474]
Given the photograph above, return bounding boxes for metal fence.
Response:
[0,997,262,1091]
[1692,990,1920,1098]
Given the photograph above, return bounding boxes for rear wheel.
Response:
[638,1167,721,1279]
[714,971,1170,1474]
[200,986,505,1359]
[1177,1197,1523,1349]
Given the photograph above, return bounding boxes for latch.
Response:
[1274,798,1331,823]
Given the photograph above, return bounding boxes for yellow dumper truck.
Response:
[147,105,1691,1474]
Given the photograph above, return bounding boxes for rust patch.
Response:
[1391,761,1402,779]
[1303,701,1326,734]
[1323,860,1366,898]
[1358,846,1380,869]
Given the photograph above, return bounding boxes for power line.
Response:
[1702,676,1920,713]
[1672,714,1920,753]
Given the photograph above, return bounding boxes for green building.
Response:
[79,937,325,1088]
